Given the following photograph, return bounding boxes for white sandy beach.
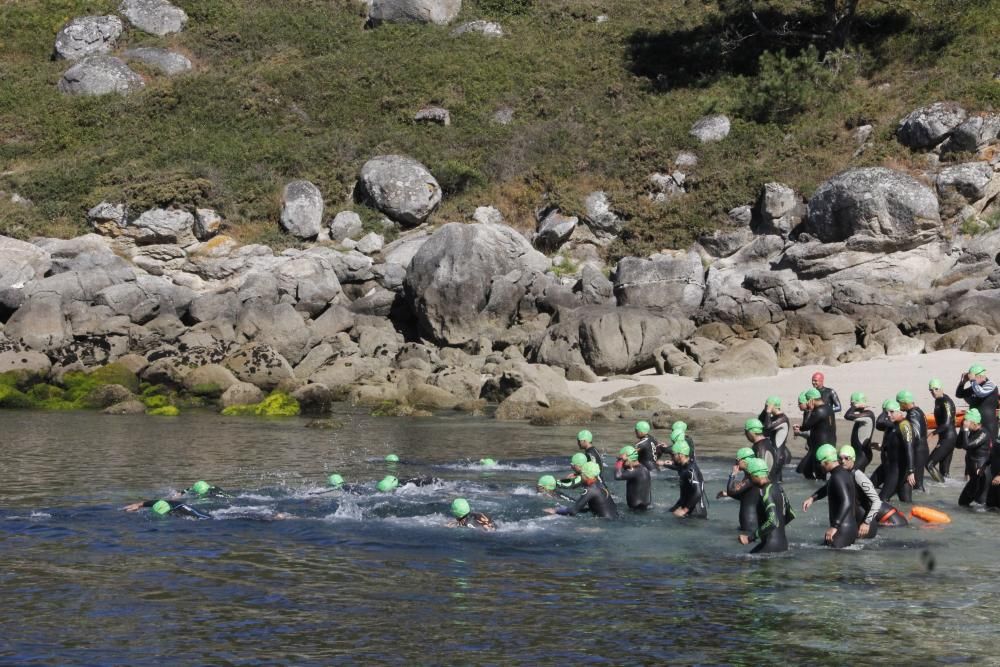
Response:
[569,350,1000,414]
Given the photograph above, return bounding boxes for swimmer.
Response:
[957,408,991,507]
[794,388,834,480]
[376,475,439,492]
[657,431,694,470]
[843,392,876,472]
[880,401,917,503]
[744,418,778,480]
[448,498,496,531]
[310,473,367,495]
[614,446,652,511]
[806,446,882,539]
[127,499,211,519]
[557,453,589,490]
[812,372,843,415]
[545,462,618,519]
[633,421,659,471]
[759,396,791,479]
[122,479,228,511]
[668,440,707,518]
[716,447,759,532]
[898,390,929,491]
[738,457,792,554]
[926,379,957,481]
[657,421,696,460]
[576,430,605,472]
[956,364,998,446]
[801,444,859,548]
[536,475,575,502]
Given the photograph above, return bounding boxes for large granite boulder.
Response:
[119,0,188,36]
[280,180,324,239]
[941,114,1000,154]
[357,155,441,226]
[223,343,295,390]
[936,162,998,218]
[4,296,72,351]
[582,191,624,238]
[54,16,123,60]
[58,56,144,96]
[804,167,941,251]
[125,209,198,246]
[612,251,706,316]
[0,236,51,309]
[368,0,461,25]
[896,102,967,149]
[699,339,778,381]
[404,222,549,345]
[121,47,192,76]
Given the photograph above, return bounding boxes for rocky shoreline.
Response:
[1,102,998,422]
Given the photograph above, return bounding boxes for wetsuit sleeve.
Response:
[970,380,998,399]
[801,409,825,431]
[844,406,858,421]
[899,422,916,473]
[854,470,881,524]
[956,380,970,400]
[592,449,605,470]
[614,462,637,481]
[759,408,771,427]
[828,390,842,413]
[726,474,750,497]
[934,399,954,435]
[875,410,892,433]
[752,486,777,542]
[557,488,593,516]
[810,482,829,502]
[556,475,578,489]
[172,503,211,519]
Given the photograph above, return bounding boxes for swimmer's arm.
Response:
[752,491,777,542]
[828,390,842,413]
[855,471,881,524]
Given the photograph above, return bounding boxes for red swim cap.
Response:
[812,372,824,382]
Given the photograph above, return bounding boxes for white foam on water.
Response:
[329,498,365,521]
[6,512,52,521]
[440,462,556,473]
[210,505,275,519]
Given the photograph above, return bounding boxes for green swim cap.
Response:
[746,458,769,478]
[384,454,400,463]
[670,431,687,444]
[736,447,755,461]
[884,400,901,412]
[896,390,914,404]
[929,378,942,390]
[850,391,866,403]
[744,418,764,434]
[191,480,210,496]
[966,408,982,424]
[766,396,782,407]
[580,461,601,480]
[805,388,822,401]
[577,429,593,442]
[537,475,557,491]
[328,474,344,488]
[815,444,838,463]
[635,421,651,434]
[479,458,497,467]
[451,498,471,519]
[838,445,856,460]
[671,441,691,456]
[151,500,171,515]
[671,421,688,433]
[619,445,638,462]
[571,452,588,467]
[969,364,987,376]
[798,392,810,405]
[376,475,399,492]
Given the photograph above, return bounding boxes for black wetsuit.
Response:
[848,468,882,539]
[879,418,915,503]
[749,483,790,554]
[614,461,652,510]
[875,504,908,527]
[869,409,895,489]
[819,386,842,412]
[797,403,834,480]
[656,434,696,463]
[456,512,496,530]
[823,465,859,548]
[183,485,229,499]
[635,435,659,472]
[726,472,758,531]
[141,500,211,519]
[760,409,791,480]
[400,477,439,487]
[752,437,780,481]
[957,427,991,506]
[557,473,583,491]
[844,407,876,471]
[928,394,957,477]
[957,378,999,445]
[670,461,707,518]
[582,446,605,473]
[557,483,618,519]
[541,489,578,503]
[906,406,930,491]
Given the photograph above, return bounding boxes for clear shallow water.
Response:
[0,409,995,665]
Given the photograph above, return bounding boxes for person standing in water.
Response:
[576,430,605,473]
[843,392,876,472]
[795,388,834,480]
[879,401,917,503]
[957,364,998,446]
[614,446,652,511]
[546,462,618,519]
[717,447,759,531]
[558,453,590,490]
[669,440,707,518]
[744,418,778,481]
[926,378,958,481]
[957,408,991,507]
[633,421,659,471]
[738,458,792,554]
[812,372,842,415]
[897,390,929,491]
[801,444,859,548]
[448,498,496,531]
[759,396,791,478]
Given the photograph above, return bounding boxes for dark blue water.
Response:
[0,410,994,665]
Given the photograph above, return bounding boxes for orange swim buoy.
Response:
[910,506,951,524]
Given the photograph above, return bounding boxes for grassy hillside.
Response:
[1,0,997,257]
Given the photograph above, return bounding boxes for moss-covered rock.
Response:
[220,391,301,417]
[88,363,140,393]
[0,385,34,409]
[147,405,181,416]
